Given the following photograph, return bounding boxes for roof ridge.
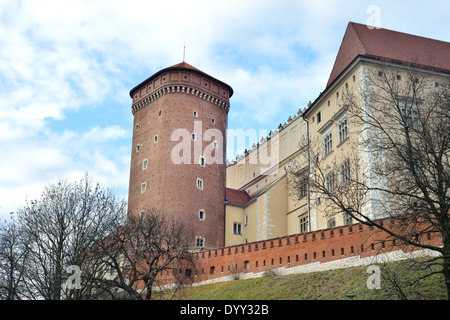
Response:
[348,22,368,55]
[326,21,450,87]
[350,21,450,45]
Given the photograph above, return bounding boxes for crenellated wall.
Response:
[182,219,442,287]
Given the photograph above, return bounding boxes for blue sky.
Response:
[1,0,449,220]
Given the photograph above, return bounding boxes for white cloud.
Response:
[0,125,130,216]
[0,0,448,220]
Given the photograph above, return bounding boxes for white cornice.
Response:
[131,85,229,115]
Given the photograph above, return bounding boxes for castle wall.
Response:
[186,219,442,286]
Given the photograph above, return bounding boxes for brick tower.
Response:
[127,62,233,249]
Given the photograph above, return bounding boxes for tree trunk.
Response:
[442,241,450,300]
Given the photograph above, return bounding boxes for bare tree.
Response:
[290,61,450,298]
[90,209,195,300]
[7,174,127,300]
[0,217,29,300]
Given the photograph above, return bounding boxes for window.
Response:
[142,158,148,170]
[211,118,215,124]
[327,217,336,228]
[244,214,248,226]
[233,222,242,235]
[141,182,147,193]
[136,144,142,152]
[340,159,351,186]
[299,215,308,233]
[323,130,333,157]
[199,156,206,167]
[154,135,158,143]
[199,209,205,221]
[298,172,308,199]
[191,133,196,141]
[195,237,204,247]
[344,212,353,225]
[399,99,421,131]
[337,116,348,144]
[158,110,161,117]
[212,140,218,149]
[325,171,336,194]
[317,111,321,124]
[196,178,203,190]
[193,110,198,117]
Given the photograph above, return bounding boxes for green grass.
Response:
[156,258,448,300]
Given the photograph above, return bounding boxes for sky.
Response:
[1,0,449,221]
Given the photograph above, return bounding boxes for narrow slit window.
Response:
[142,158,148,170]
[199,156,206,167]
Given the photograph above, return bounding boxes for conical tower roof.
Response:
[130,61,233,98]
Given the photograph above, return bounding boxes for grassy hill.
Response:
[157,258,448,300]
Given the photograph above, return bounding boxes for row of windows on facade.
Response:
[134,109,216,132]
[321,113,348,158]
[139,156,209,173]
[136,139,218,153]
[297,157,351,200]
[134,108,218,158]
[141,177,204,194]
[193,220,248,248]
[320,100,422,160]
[297,211,352,236]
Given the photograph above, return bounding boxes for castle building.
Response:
[128,22,450,250]
[127,62,233,249]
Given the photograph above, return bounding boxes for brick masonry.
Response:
[183,219,442,287]
[128,65,232,248]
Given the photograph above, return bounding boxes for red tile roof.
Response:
[168,61,203,73]
[327,22,450,86]
[130,61,233,98]
[225,188,250,205]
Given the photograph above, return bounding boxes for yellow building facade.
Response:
[224,22,450,247]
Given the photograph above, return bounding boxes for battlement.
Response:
[130,62,232,115]
[181,219,442,287]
